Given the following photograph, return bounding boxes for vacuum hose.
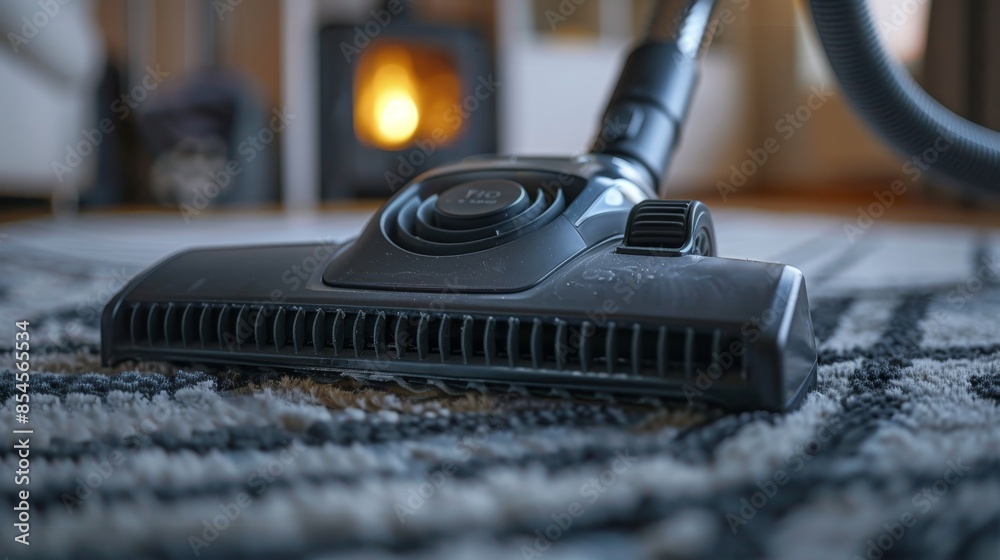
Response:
[591,0,719,195]
[809,0,1000,196]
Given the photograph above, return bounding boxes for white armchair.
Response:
[0,0,104,210]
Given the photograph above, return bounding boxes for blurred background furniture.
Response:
[3,0,998,215]
[0,0,104,211]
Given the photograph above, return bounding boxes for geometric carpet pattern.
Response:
[1,211,998,559]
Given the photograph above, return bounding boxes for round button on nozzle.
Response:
[434,179,531,229]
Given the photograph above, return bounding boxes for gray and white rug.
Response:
[1,209,999,560]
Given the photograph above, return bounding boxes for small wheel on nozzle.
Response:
[620,200,717,257]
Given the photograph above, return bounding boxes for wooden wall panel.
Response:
[217,0,283,106]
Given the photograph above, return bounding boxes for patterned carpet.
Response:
[1,210,999,560]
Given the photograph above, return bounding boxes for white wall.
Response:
[496,0,753,191]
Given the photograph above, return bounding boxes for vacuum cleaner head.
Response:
[101,1,818,412]
[102,153,817,411]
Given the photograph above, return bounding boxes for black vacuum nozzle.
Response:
[102,0,818,412]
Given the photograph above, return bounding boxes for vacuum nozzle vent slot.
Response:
[113,302,748,384]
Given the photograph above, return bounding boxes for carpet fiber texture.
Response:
[1,211,999,560]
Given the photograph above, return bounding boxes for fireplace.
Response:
[320,9,497,199]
